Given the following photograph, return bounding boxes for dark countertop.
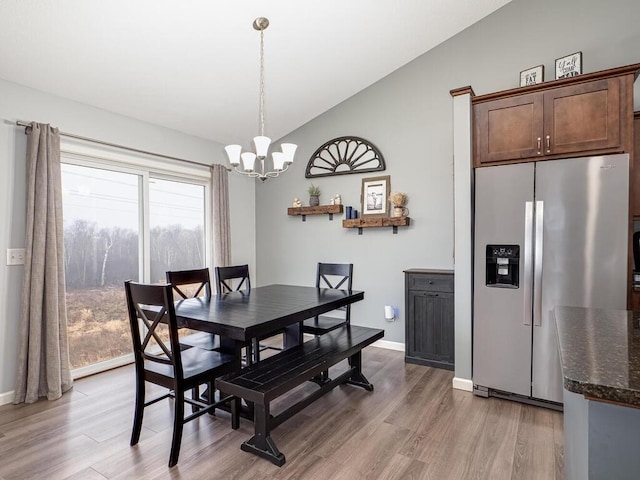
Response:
[554,306,640,407]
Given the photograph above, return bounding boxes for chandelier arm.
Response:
[264,163,290,178]
[233,166,261,178]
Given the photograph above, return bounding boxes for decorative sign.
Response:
[519,65,544,87]
[305,136,385,178]
[555,52,582,79]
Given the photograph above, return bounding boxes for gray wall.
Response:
[255,0,640,379]
[0,79,256,397]
[1,0,638,397]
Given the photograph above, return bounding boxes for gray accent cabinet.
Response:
[404,269,454,370]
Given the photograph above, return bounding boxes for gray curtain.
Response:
[211,163,231,267]
[14,122,73,404]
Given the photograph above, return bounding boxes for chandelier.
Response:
[225,17,297,182]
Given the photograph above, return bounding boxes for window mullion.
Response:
[141,171,151,283]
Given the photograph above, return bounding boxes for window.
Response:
[61,149,210,376]
[149,178,206,283]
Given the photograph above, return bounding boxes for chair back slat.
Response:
[215,265,251,294]
[316,262,353,320]
[316,263,353,290]
[125,281,183,377]
[166,268,211,299]
[134,303,173,360]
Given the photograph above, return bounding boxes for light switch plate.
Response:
[7,248,26,265]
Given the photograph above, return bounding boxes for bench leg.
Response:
[310,369,331,386]
[240,402,286,467]
[346,351,374,391]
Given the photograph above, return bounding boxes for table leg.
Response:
[283,322,302,350]
[215,337,254,419]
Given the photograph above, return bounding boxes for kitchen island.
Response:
[554,306,640,480]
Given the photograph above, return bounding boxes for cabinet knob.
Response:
[428,280,433,284]
[537,137,542,154]
[546,135,551,153]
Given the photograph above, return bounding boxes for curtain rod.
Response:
[16,120,230,170]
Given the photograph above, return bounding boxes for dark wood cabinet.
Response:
[544,79,621,156]
[631,112,640,312]
[473,65,637,167]
[475,92,543,163]
[633,112,640,218]
[404,269,454,370]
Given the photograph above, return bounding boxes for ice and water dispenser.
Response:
[485,244,520,288]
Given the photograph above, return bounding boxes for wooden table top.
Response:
[174,284,364,341]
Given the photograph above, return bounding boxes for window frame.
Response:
[60,142,213,378]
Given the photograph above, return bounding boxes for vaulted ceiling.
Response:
[0,0,511,145]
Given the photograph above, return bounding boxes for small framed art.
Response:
[555,52,582,79]
[520,65,544,87]
[361,175,390,218]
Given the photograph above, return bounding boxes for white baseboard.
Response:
[372,339,405,352]
[452,377,473,392]
[0,390,15,406]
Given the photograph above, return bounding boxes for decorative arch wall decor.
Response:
[305,136,385,178]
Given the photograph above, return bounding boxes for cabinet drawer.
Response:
[407,274,453,292]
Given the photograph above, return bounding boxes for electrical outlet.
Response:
[7,248,26,266]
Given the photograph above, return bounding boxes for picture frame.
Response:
[555,51,582,79]
[519,65,544,87]
[361,175,390,218]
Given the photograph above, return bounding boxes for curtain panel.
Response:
[14,122,73,404]
[211,164,231,268]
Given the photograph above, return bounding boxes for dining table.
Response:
[173,283,365,356]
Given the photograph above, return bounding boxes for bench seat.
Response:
[216,324,384,466]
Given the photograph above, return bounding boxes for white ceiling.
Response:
[0,0,510,145]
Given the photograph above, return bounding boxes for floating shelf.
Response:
[287,204,343,221]
[342,216,411,234]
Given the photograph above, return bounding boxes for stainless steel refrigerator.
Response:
[473,154,629,405]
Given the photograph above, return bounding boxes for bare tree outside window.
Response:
[62,164,206,370]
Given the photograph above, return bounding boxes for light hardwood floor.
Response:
[0,347,563,480]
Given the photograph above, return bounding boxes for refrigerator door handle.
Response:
[523,201,534,326]
[533,200,544,326]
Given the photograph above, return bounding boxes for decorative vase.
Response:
[393,207,407,217]
[309,195,320,207]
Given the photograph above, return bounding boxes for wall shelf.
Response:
[287,204,343,221]
[342,216,410,234]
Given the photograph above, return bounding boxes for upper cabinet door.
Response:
[544,78,621,156]
[474,92,544,165]
[472,65,638,168]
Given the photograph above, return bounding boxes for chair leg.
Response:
[169,389,185,468]
[130,374,145,446]
[231,395,240,430]
[252,338,261,363]
[245,342,255,365]
[206,381,217,415]
[191,386,200,413]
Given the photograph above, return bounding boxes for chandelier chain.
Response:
[259,28,265,138]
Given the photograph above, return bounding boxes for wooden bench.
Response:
[216,324,384,466]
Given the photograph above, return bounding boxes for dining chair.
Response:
[124,280,239,467]
[215,264,280,362]
[302,263,353,335]
[165,268,219,352]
